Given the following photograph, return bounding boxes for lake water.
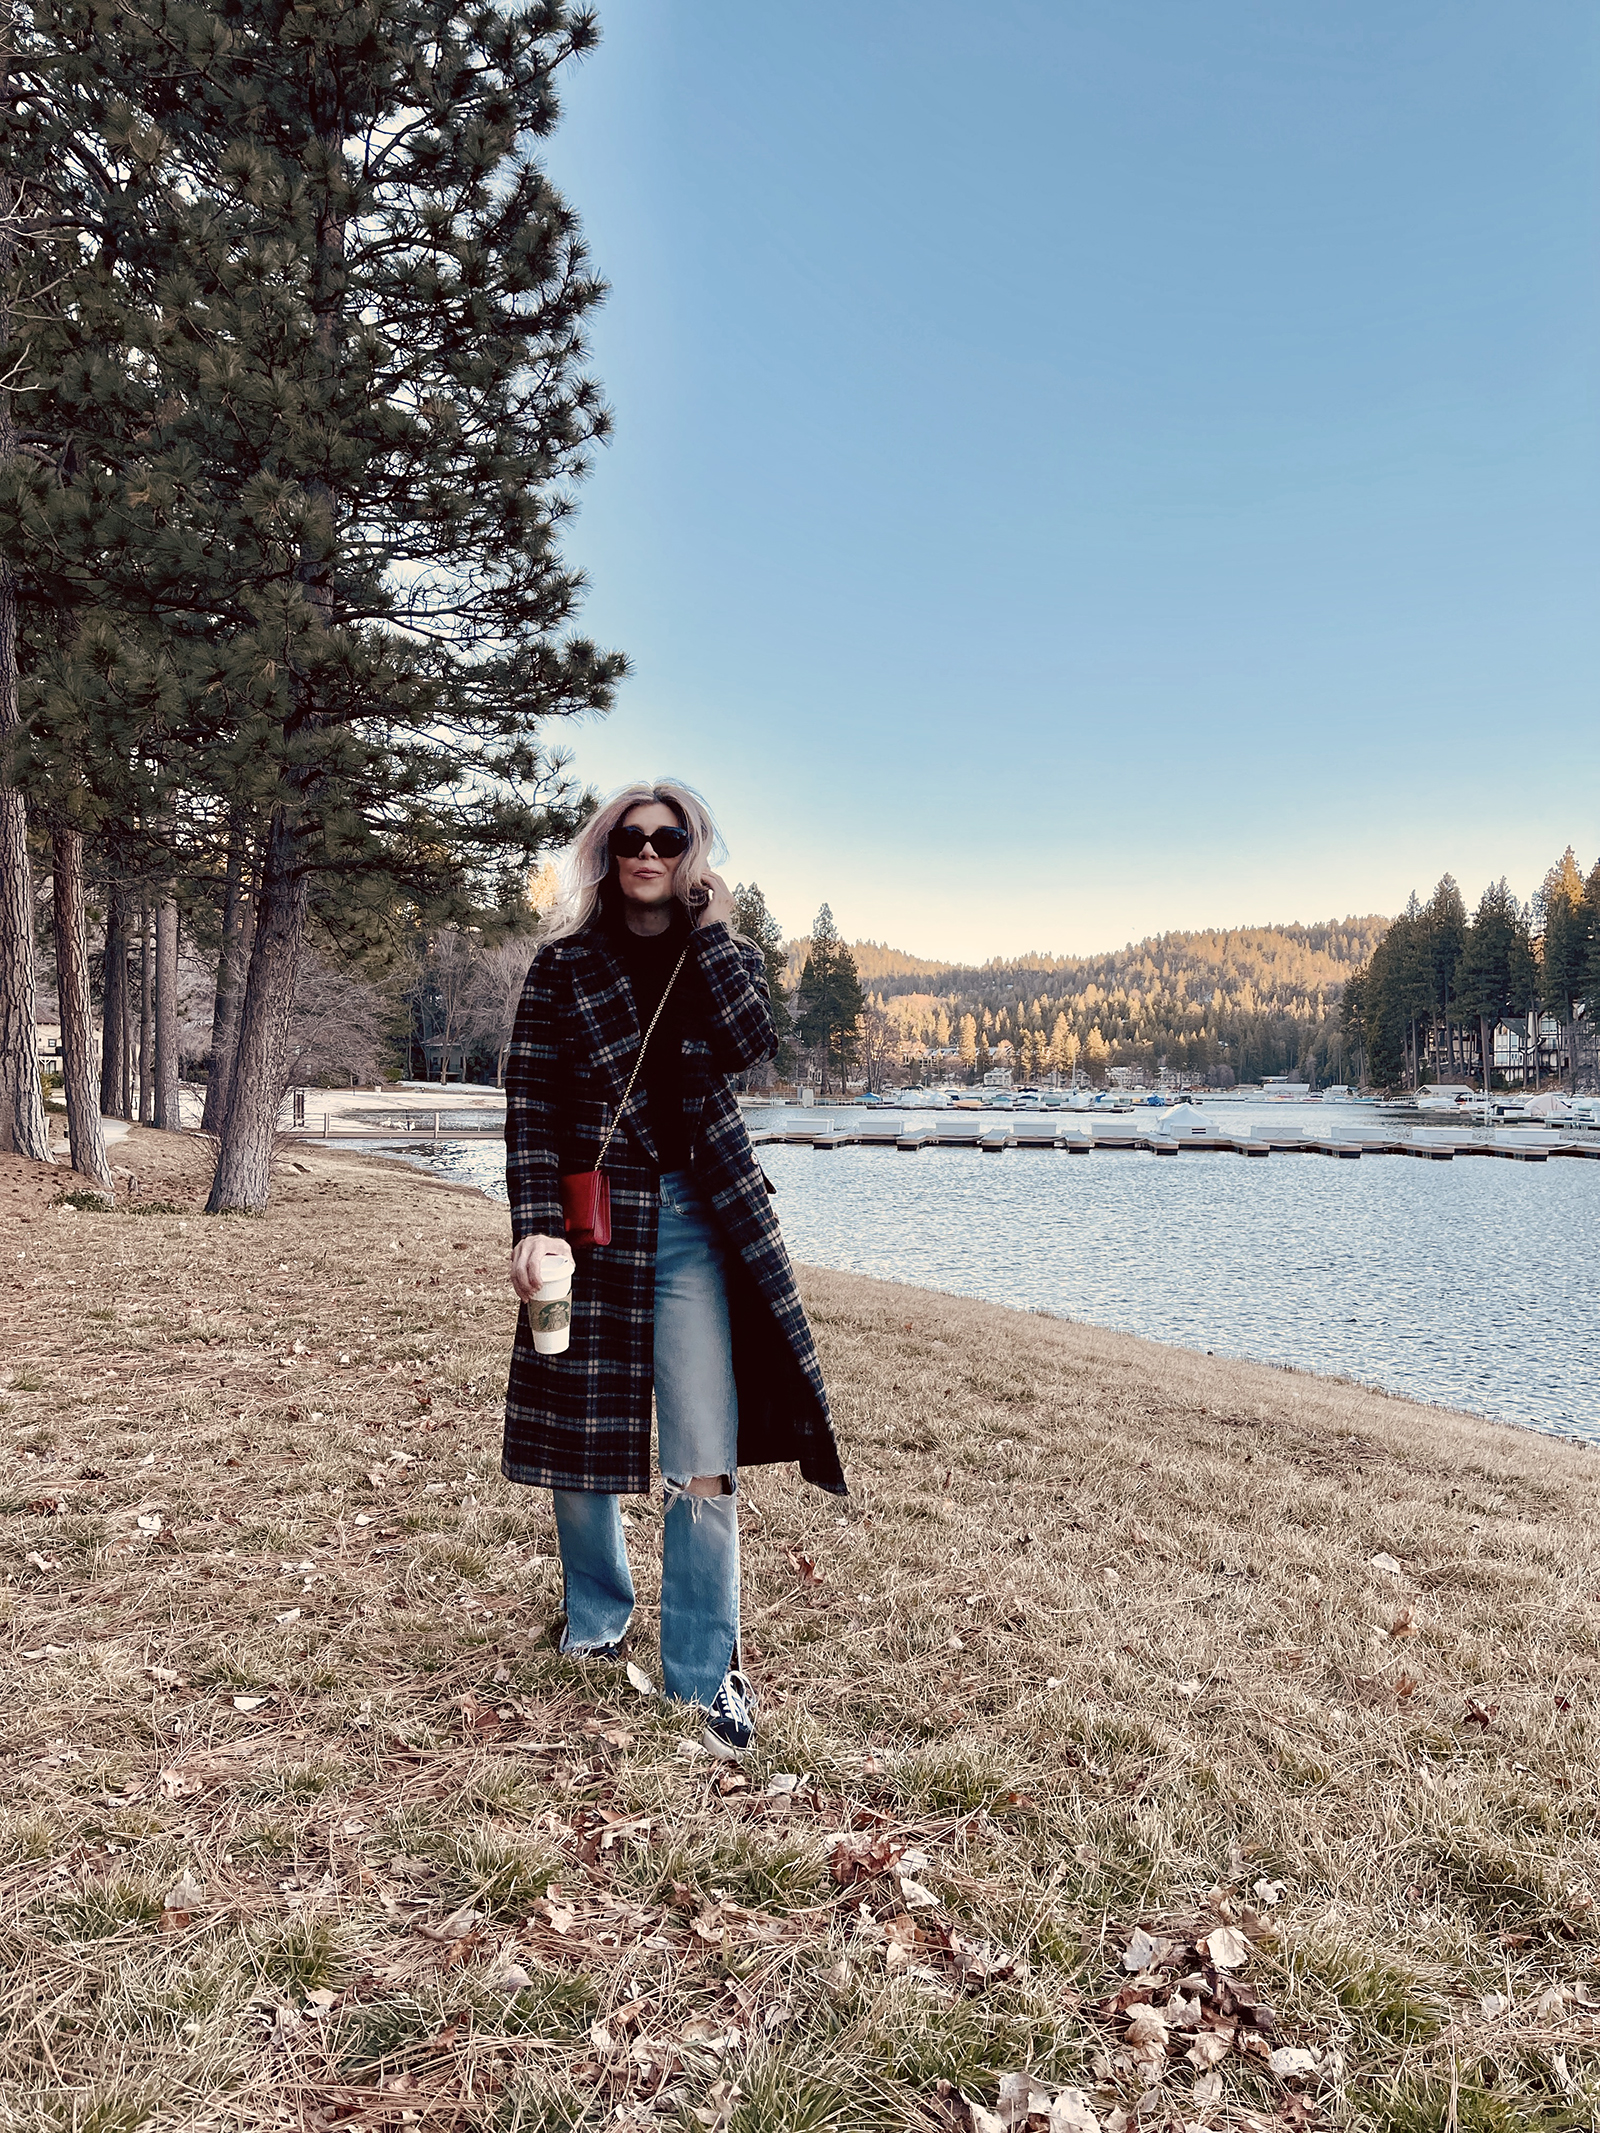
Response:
[335,1101,1600,1442]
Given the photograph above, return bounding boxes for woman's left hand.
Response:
[694,870,736,930]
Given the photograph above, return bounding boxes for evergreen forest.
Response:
[0,0,620,1206]
[788,915,1387,1087]
[788,850,1600,1092]
[1342,854,1600,1092]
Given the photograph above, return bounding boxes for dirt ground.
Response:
[3,1130,1599,2133]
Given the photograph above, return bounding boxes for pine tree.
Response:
[795,903,866,1093]
[0,36,51,1162]
[1537,849,1588,1088]
[1422,876,1467,1075]
[1456,880,1535,1092]
[2,0,623,1211]
[731,881,793,1079]
[1048,1011,1070,1076]
[958,1012,977,1079]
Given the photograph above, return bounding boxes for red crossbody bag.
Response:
[559,943,689,1249]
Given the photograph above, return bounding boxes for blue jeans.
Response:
[552,1170,740,1708]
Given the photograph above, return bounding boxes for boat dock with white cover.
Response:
[747,1110,1600,1163]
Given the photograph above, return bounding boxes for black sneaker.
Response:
[700,1667,758,1760]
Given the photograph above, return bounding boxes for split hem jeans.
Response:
[552,1169,740,1709]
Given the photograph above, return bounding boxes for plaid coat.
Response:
[500,917,846,1498]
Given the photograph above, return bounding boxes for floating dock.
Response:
[277,1103,1600,1167]
[748,1114,1600,1163]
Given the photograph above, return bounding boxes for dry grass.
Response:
[3,1130,1599,2133]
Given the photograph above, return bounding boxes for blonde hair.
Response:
[540,779,727,943]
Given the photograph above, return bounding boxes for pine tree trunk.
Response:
[119,918,134,1118]
[206,805,309,1213]
[154,892,180,1128]
[99,883,129,1118]
[0,168,51,1165]
[51,827,113,1190]
[201,817,252,1134]
[0,776,48,1159]
[138,897,153,1122]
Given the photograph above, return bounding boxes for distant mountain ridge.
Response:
[784,916,1390,1084]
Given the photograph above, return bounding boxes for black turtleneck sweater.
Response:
[610,909,700,1173]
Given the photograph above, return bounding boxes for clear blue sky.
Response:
[539,1,1599,963]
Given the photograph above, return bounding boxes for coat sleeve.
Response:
[690,922,778,1074]
[504,945,566,1246]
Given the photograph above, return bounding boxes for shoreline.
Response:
[5,1132,1599,2128]
[326,1130,1598,1446]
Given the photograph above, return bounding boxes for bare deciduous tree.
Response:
[280,955,389,1098]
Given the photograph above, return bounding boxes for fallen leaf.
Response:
[1123,1925,1157,1972]
[625,1661,657,1698]
[230,1694,272,1713]
[949,1932,1022,1984]
[680,2015,743,2053]
[487,1961,533,1993]
[1369,1552,1404,1576]
[415,1903,483,1943]
[1387,1607,1417,1638]
[1267,2046,1320,2079]
[136,1513,163,1535]
[304,1987,337,2014]
[1533,1985,1566,2020]
[1480,1990,1509,2020]
[1252,1878,1287,1907]
[24,1551,57,1571]
[1204,1924,1252,1970]
[1186,2027,1233,2069]
[785,1548,823,1586]
[1191,2070,1223,2109]
[1125,2006,1169,2064]
[691,2077,742,2130]
[1049,2093,1102,2133]
[830,1836,905,1886]
[163,1871,206,1913]
[1465,1698,1496,1729]
[274,1608,301,1626]
[996,2072,1053,2126]
[969,2104,1006,2133]
[897,1876,940,1909]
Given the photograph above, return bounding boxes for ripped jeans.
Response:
[552,1170,740,1708]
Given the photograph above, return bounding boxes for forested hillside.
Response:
[789,918,1388,1085]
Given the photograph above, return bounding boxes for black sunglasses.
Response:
[609,823,690,859]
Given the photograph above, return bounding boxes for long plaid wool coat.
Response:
[500,917,846,1498]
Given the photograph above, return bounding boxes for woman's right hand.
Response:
[509,1233,574,1301]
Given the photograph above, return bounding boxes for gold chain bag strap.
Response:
[559,943,690,1249]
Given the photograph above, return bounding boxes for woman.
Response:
[502,779,846,1758]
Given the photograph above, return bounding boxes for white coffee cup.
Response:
[526,1255,576,1354]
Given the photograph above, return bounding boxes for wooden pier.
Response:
[276,1102,1600,1168]
[750,1115,1600,1165]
